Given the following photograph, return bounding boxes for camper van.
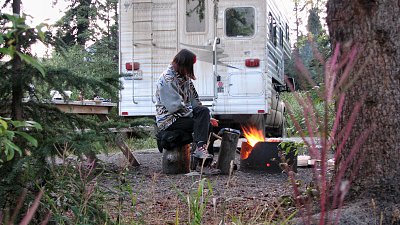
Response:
[118,0,291,137]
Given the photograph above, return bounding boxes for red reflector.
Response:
[257,110,265,113]
[122,112,129,115]
[125,62,140,71]
[245,58,260,67]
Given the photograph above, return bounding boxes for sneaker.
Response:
[193,144,212,159]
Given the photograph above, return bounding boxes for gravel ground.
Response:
[96,148,315,224]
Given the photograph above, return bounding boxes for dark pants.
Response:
[166,105,210,144]
[166,106,215,167]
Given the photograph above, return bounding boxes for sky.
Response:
[18,0,69,56]
[22,0,68,26]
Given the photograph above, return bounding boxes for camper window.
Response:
[186,0,206,33]
[225,7,255,37]
[269,13,277,46]
[285,23,290,41]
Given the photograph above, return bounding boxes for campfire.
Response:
[240,125,297,173]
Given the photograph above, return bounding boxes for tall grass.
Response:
[42,147,114,224]
[284,43,373,224]
[176,178,213,225]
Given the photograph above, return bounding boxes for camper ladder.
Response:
[131,0,154,104]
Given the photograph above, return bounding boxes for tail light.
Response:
[245,58,260,67]
[125,62,140,71]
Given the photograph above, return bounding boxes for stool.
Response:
[162,144,191,174]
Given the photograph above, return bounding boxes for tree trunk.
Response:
[76,0,92,46]
[11,0,23,121]
[11,60,23,121]
[217,131,239,174]
[326,0,400,200]
[12,0,20,15]
[162,144,190,174]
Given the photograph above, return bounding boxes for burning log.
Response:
[216,129,240,174]
[162,144,190,174]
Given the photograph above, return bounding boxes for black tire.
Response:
[268,118,287,138]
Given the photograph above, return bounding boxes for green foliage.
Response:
[126,136,157,151]
[177,178,213,225]
[42,45,120,101]
[0,42,46,208]
[54,0,96,46]
[279,141,303,157]
[0,14,46,72]
[43,161,115,224]
[0,13,48,106]
[54,0,119,47]
[281,88,335,137]
[129,117,156,127]
[307,7,322,37]
[0,117,42,163]
[0,13,122,223]
[285,6,331,91]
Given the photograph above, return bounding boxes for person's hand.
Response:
[210,118,219,127]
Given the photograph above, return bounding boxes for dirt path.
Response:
[96,149,314,224]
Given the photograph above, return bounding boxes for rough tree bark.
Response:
[326,0,400,201]
[10,0,23,121]
[162,144,190,174]
[217,131,239,174]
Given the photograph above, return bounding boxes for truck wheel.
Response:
[278,118,288,138]
[265,116,287,138]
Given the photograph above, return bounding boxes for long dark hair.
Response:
[172,49,197,80]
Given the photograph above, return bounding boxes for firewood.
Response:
[162,144,190,174]
[217,131,240,174]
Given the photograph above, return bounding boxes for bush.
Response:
[281,87,334,137]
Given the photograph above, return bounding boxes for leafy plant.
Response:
[0,14,47,76]
[0,116,42,163]
[281,88,335,137]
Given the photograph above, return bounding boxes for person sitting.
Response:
[155,49,218,159]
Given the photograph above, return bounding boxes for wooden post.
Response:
[217,131,239,174]
[162,144,190,174]
[115,133,140,166]
[97,114,140,167]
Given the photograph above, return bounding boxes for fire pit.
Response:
[239,126,297,173]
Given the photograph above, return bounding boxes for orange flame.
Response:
[240,142,252,160]
[241,125,265,147]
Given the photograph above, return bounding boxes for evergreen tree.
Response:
[285,0,330,90]
[1,5,119,216]
[54,0,96,46]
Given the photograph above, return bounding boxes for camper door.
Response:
[178,0,216,101]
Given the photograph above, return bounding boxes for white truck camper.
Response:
[118,0,292,137]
